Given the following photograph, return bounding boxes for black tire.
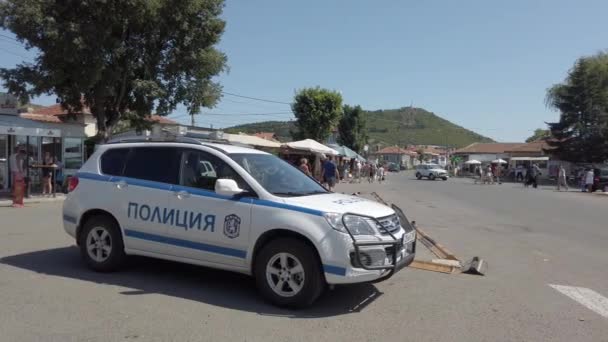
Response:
[415,172,422,180]
[429,174,436,180]
[254,238,325,308]
[442,177,448,181]
[78,215,126,272]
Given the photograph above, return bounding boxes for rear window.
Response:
[123,147,181,184]
[100,148,129,176]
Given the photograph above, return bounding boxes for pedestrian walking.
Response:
[474,165,483,184]
[515,164,524,182]
[378,164,385,184]
[485,165,493,185]
[557,164,568,191]
[355,160,362,183]
[528,163,541,188]
[495,164,502,184]
[585,168,595,193]
[42,151,54,195]
[578,168,586,192]
[323,155,339,191]
[9,146,25,207]
[299,158,311,176]
[369,163,376,183]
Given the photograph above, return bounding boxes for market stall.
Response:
[281,139,339,180]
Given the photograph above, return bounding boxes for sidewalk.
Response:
[0,194,66,207]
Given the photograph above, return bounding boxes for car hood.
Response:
[281,193,394,218]
[430,168,447,173]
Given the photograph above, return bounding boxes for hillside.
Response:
[225,107,494,147]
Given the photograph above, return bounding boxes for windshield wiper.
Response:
[271,191,307,197]
[301,190,329,195]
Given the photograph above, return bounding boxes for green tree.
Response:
[0,0,227,140]
[546,52,608,163]
[525,128,551,143]
[291,87,343,141]
[337,104,368,152]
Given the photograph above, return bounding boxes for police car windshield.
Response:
[229,153,328,197]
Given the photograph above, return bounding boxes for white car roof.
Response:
[200,142,269,155]
[101,141,269,155]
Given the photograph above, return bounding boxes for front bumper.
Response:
[324,212,416,285]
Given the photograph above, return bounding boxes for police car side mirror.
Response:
[215,178,245,197]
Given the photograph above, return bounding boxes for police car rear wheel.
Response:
[255,238,324,308]
[79,215,126,272]
[415,172,422,179]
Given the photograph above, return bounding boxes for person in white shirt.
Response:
[8,147,24,179]
[557,165,568,191]
[355,160,362,183]
[585,168,595,192]
[378,165,385,184]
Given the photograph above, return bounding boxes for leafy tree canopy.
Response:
[525,128,551,143]
[337,104,368,152]
[546,51,608,163]
[0,0,227,140]
[291,87,343,141]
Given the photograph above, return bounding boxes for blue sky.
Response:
[1,0,607,142]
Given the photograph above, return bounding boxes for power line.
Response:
[170,111,294,120]
[0,47,28,59]
[0,33,18,41]
[222,91,292,105]
[0,37,24,48]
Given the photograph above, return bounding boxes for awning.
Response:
[0,114,61,137]
[224,133,281,148]
[510,157,549,161]
[326,144,359,158]
[284,139,339,155]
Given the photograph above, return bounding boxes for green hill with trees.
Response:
[225,107,494,147]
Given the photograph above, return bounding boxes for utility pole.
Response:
[190,113,195,127]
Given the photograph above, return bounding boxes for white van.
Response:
[62,137,416,307]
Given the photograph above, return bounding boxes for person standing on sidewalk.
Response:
[378,164,385,184]
[557,165,568,191]
[299,158,311,176]
[323,155,339,191]
[355,159,362,183]
[585,168,595,193]
[9,146,25,207]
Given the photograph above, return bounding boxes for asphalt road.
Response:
[1,174,607,341]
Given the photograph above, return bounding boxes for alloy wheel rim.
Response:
[265,252,305,297]
[86,227,112,262]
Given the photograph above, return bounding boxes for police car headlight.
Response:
[324,213,378,236]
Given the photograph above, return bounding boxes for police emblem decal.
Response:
[223,214,241,239]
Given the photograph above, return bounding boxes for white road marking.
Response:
[549,284,608,319]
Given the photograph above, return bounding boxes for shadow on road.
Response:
[1,246,382,318]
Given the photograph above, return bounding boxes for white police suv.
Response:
[63,137,416,307]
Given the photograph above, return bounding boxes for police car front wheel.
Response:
[79,215,126,272]
[255,238,325,308]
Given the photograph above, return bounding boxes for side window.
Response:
[100,148,129,176]
[180,149,249,192]
[123,147,180,184]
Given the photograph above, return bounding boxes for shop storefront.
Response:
[0,98,85,196]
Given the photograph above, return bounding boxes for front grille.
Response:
[376,214,401,235]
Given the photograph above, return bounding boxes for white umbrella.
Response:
[284,139,339,155]
[464,159,482,165]
[492,159,507,164]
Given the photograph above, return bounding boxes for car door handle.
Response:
[174,190,190,199]
[114,180,128,189]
